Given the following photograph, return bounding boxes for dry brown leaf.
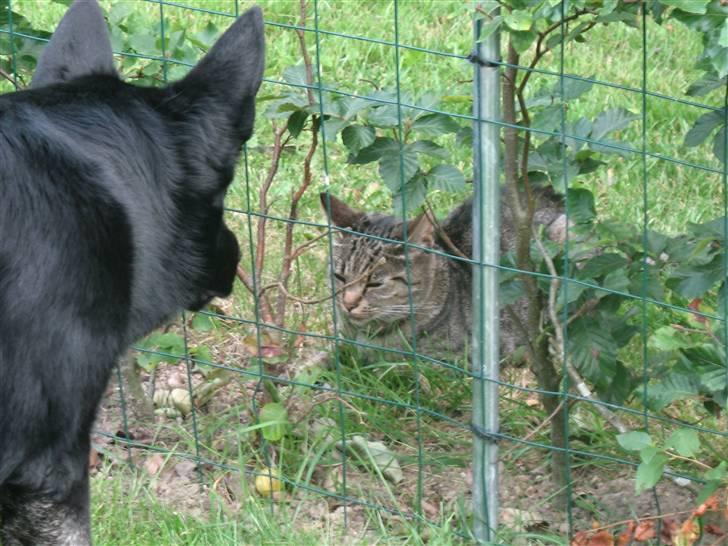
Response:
[616,521,635,546]
[660,518,679,545]
[695,494,720,517]
[144,453,165,476]
[705,524,725,536]
[634,521,656,541]
[676,518,700,546]
[571,530,614,546]
[571,531,591,546]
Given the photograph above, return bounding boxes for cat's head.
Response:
[321,194,449,331]
[31,0,265,310]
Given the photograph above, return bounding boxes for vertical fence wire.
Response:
[313,0,350,529]
[392,0,426,520]
[557,2,574,533]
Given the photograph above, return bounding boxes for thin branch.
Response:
[255,124,287,293]
[296,0,315,106]
[516,9,596,97]
[276,120,319,323]
[0,67,18,89]
[423,200,468,260]
[236,265,275,324]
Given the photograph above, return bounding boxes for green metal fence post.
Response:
[471,4,501,543]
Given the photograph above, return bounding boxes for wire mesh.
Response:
[2,0,728,543]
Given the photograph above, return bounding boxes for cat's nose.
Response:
[342,287,363,311]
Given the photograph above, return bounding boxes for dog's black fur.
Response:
[0,1,264,543]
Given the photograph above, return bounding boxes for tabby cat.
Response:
[320,191,564,361]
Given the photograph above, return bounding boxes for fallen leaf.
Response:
[695,494,720,516]
[144,454,165,476]
[571,530,613,546]
[705,524,725,536]
[675,518,700,546]
[337,435,403,484]
[634,520,655,541]
[616,521,635,546]
[660,518,679,544]
[587,530,615,546]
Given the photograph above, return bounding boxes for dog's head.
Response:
[32,0,265,312]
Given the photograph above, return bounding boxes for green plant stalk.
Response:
[502,39,569,508]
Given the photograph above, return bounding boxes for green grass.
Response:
[3,1,727,543]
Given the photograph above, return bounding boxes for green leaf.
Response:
[649,326,693,352]
[686,74,726,97]
[379,150,420,192]
[191,345,212,363]
[191,313,215,332]
[282,64,308,87]
[188,22,219,50]
[341,125,376,153]
[713,126,726,164]
[566,187,596,224]
[569,317,618,381]
[617,431,653,451]
[560,76,594,101]
[532,105,562,133]
[602,269,630,294]
[393,177,427,216]
[286,110,308,139]
[684,110,724,147]
[667,256,724,298]
[660,0,709,15]
[426,165,466,193]
[591,108,639,141]
[339,435,403,484]
[645,373,700,410]
[406,140,448,159]
[337,96,372,120]
[720,19,728,48]
[705,460,728,482]
[578,253,628,279]
[367,104,399,128]
[477,15,502,42]
[635,453,668,493]
[320,118,348,142]
[503,9,532,32]
[510,30,537,54]
[348,137,399,164]
[411,113,460,137]
[259,402,288,442]
[665,428,700,458]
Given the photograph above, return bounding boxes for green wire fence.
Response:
[3,0,728,543]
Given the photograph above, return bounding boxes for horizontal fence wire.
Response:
[2,0,727,543]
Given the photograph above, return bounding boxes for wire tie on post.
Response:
[467,50,500,68]
[470,422,502,443]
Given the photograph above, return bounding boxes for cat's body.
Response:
[321,191,564,361]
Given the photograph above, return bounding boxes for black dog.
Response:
[0,1,264,543]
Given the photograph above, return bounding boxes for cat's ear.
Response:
[320,193,363,229]
[173,6,265,135]
[31,0,117,88]
[407,210,436,247]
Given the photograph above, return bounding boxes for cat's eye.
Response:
[366,282,383,288]
[391,276,409,284]
[334,273,346,282]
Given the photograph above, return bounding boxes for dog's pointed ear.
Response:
[175,6,265,124]
[31,0,117,88]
